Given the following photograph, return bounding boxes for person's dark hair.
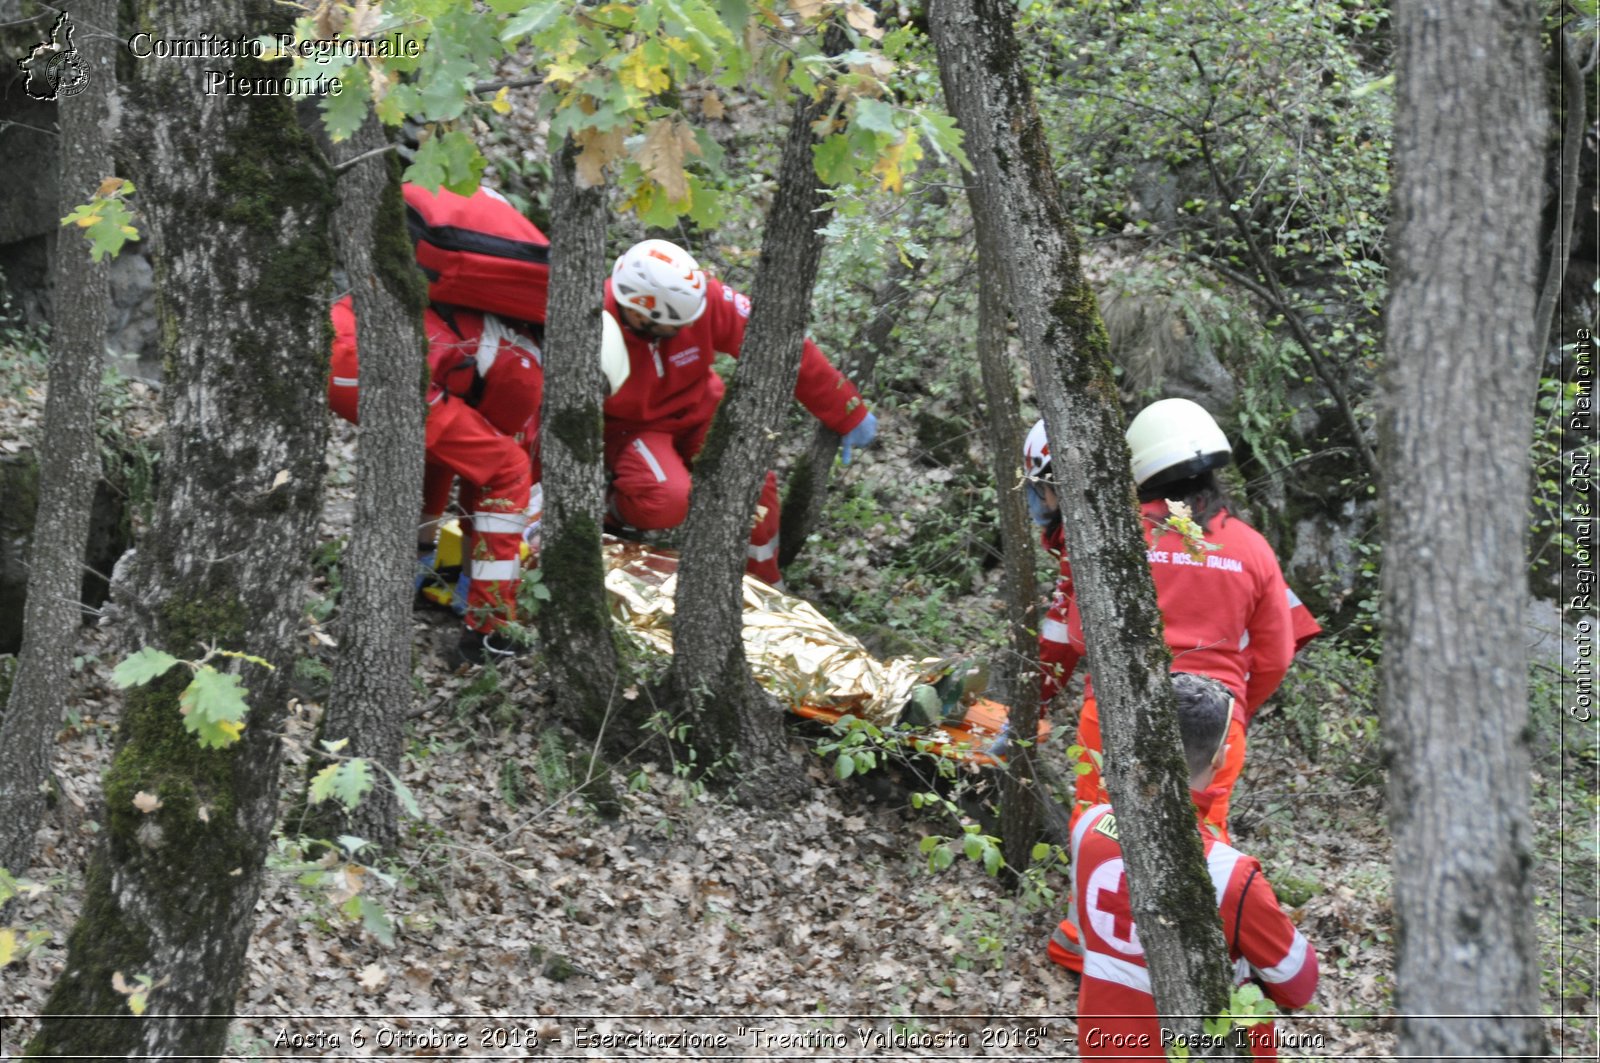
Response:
[1137,469,1233,530]
[1171,672,1232,781]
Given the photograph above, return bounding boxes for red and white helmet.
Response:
[1023,418,1051,480]
[611,239,707,327]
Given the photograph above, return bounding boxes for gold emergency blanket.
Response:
[601,537,958,727]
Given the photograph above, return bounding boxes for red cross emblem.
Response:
[1084,858,1143,956]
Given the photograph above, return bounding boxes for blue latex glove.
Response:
[839,410,878,465]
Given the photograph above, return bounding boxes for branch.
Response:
[1187,48,1380,479]
[472,75,543,95]
[333,141,398,174]
[1532,26,1586,357]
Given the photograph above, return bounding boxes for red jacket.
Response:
[1072,804,1317,1061]
[328,296,543,442]
[1040,501,1296,724]
[600,276,869,442]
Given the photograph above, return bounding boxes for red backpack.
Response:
[403,184,550,326]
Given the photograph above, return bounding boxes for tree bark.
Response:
[668,27,848,802]
[972,244,1043,877]
[778,222,931,569]
[929,0,1234,1042]
[27,0,334,1054]
[0,0,114,875]
[313,114,427,850]
[539,134,621,742]
[1382,0,1549,1057]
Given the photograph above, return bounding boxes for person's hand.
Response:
[840,411,878,465]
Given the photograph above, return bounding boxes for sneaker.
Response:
[456,628,524,667]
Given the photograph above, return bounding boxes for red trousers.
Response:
[1070,692,1245,842]
[1050,693,1247,974]
[424,398,530,633]
[605,420,783,585]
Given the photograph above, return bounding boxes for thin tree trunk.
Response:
[1382,0,1549,1056]
[28,0,333,1053]
[778,223,932,569]
[0,0,114,876]
[539,133,621,742]
[669,27,848,802]
[929,0,1234,1042]
[1532,27,1585,356]
[972,246,1042,877]
[314,114,427,849]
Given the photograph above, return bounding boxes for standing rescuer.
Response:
[601,239,880,585]
[1025,399,1318,971]
[1071,673,1318,1061]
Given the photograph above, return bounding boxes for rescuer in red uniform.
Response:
[330,298,547,665]
[1024,400,1319,972]
[1069,673,1318,1060]
[601,239,879,585]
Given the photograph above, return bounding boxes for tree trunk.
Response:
[313,115,427,850]
[929,0,1234,1042]
[1382,0,1549,1056]
[27,0,334,1054]
[972,245,1042,877]
[0,0,114,875]
[778,222,931,569]
[539,134,621,743]
[668,27,847,802]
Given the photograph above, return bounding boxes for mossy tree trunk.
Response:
[667,26,847,802]
[27,0,334,1055]
[1382,0,1548,1056]
[0,0,114,875]
[313,114,427,850]
[929,0,1234,1044]
[972,242,1042,877]
[538,134,621,741]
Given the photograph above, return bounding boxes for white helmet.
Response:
[1023,418,1051,480]
[1022,419,1057,527]
[1125,398,1231,489]
[611,239,707,327]
[599,310,630,395]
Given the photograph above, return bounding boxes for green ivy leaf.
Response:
[111,648,181,688]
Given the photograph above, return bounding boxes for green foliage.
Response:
[308,753,376,811]
[111,646,272,749]
[59,177,139,263]
[271,0,964,224]
[268,836,403,947]
[0,869,51,970]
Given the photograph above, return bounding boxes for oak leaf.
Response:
[635,118,700,203]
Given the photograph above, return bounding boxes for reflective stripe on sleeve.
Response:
[1041,617,1071,645]
[1255,931,1311,984]
[746,537,779,563]
[332,376,359,388]
[471,559,521,582]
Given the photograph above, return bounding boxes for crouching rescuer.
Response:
[1069,673,1318,1061]
[601,239,880,586]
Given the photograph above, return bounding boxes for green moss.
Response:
[548,406,603,468]
[540,514,609,636]
[375,158,429,310]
